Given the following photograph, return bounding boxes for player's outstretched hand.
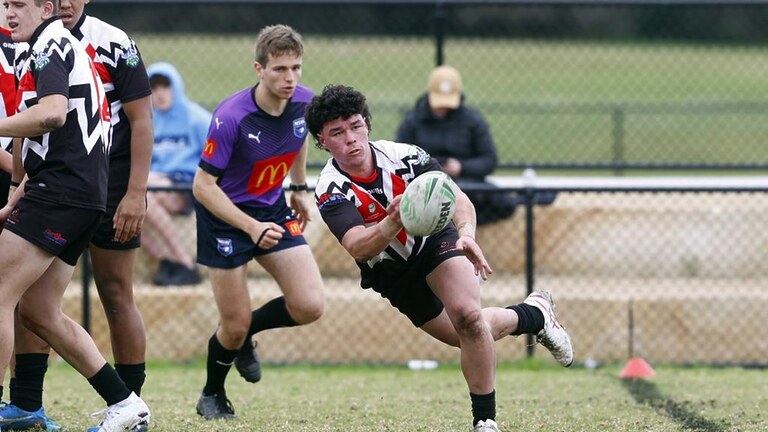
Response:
[456,236,493,280]
[250,221,285,249]
[289,191,313,231]
[386,195,403,225]
[112,191,146,243]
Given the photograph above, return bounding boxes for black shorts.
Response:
[365,227,465,327]
[4,196,103,266]
[195,194,308,269]
[90,156,144,250]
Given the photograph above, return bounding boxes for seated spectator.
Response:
[143,62,211,285]
[396,65,554,225]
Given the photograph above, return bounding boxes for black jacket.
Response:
[395,93,497,181]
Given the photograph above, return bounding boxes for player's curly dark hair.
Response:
[306,84,373,150]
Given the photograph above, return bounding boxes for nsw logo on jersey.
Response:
[293,117,307,138]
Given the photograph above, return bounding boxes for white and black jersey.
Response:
[69,14,151,161]
[0,27,15,151]
[315,140,443,275]
[15,18,110,210]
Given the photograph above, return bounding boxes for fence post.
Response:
[433,1,446,66]
[524,182,536,358]
[81,249,91,333]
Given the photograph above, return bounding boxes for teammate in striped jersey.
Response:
[1,0,153,430]
[0,0,150,431]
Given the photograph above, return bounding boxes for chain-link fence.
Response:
[69,177,768,366]
[91,0,768,170]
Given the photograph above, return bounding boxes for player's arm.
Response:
[192,167,284,248]
[340,195,404,262]
[0,149,10,173]
[288,137,313,230]
[452,189,492,279]
[0,93,67,137]
[112,95,153,242]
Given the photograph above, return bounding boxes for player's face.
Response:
[4,0,53,42]
[317,114,372,175]
[59,0,89,30]
[255,53,302,100]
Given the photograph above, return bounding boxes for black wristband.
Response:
[256,227,272,246]
[10,180,20,187]
[288,183,308,191]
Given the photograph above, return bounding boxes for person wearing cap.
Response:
[396,65,521,225]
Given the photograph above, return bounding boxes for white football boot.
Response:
[90,392,151,432]
[523,290,574,367]
[473,419,501,432]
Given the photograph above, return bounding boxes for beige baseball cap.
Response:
[427,65,463,109]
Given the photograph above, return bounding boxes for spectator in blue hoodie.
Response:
[144,62,211,285]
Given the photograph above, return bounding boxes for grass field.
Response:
[38,360,767,431]
[133,34,768,167]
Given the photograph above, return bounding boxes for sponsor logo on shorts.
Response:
[7,208,20,225]
[285,220,302,236]
[43,228,67,246]
[216,238,233,256]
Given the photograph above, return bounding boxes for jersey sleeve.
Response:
[316,190,364,242]
[198,110,238,178]
[108,39,151,103]
[33,39,72,99]
[409,144,443,177]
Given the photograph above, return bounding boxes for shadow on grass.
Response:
[620,378,728,432]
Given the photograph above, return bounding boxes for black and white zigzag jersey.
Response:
[0,27,16,151]
[315,140,443,272]
[69,13,151,161]
[15,18,110,210]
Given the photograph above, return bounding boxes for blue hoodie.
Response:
[147,62,212,182]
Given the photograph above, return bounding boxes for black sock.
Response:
[470,390,496,426]
[8,377,15,400]
[0,384,4,401]
[12,353,48,412]
[88,364,131,406]
[243,297,298,350]
[115,363,146,397]
[507,303,545,336]
[203,333,238,396]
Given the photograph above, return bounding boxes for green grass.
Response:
[134,34,768,168]
[38,360,767,431]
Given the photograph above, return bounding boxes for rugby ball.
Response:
[400,171,458,236]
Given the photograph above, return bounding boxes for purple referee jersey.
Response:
[199,84,312,207]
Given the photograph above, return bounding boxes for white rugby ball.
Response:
[400,171,458,236]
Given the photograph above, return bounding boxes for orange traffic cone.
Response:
[620,356,655,379]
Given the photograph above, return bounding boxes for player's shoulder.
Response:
[80,15,132,45]
[292,84,314,104]
[371,139,420,158]
[211,87,255,129]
